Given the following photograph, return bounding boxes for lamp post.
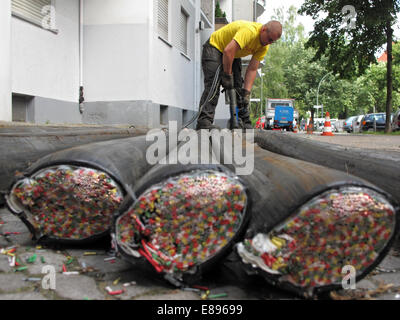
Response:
[316,72,332,117]
[257,69,265,118]
[260,72,265,117]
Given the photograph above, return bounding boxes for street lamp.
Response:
[316,71,332,117]
[260,72,265,117]
[257,69,265,118]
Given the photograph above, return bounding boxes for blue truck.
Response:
[265,99,297,131]
[274,105,294,130]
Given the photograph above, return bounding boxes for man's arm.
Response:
[223,40,240,74]
[243,56,260,91]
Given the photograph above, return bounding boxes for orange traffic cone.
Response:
[321,112,334,136]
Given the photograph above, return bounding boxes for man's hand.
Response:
[241,88,251,106]
[221,72,234,90]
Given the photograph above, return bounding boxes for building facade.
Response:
[0,0,265,128]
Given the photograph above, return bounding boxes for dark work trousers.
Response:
[196,39,244,129]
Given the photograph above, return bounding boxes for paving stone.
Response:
[94,268,173,300]
[0,209,20,222]
[0,292,48,300]
[20,249,68,275]
[356,279,376,290]
[0,210,34,246]
[0,255,12,273]
[369,272,400,286]
[54,274,104,300]
[0,274,34,293]
[378,255,400,271]
[377,293,400,300]
[134,289,200,300]
[71,250,133,274]
[204,286,259,300]
[122,284,166,300]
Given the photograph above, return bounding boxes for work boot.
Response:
[238,106,253,130]
[196,118,220,131]
[240,118,253,129]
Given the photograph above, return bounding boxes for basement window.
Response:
[160,105,168,126]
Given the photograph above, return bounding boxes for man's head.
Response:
[260,20,282,46]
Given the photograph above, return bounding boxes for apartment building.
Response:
[0,0,265,127]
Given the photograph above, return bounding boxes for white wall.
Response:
[233,0,254,21]
[150,0,198,111]
[11,0,80,103]
[84,0,148,25]
[0,0,12,121]
[83,0,150,102]
[219,0,233,22]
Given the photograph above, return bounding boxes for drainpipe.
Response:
[253,0,256,22]
[79,0,84,114]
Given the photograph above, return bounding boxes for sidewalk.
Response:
[296,131,400,152]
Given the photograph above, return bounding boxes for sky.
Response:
[259,0,315,34]
[259,0,400,40]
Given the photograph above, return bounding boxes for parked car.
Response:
[343,116,357,133]
[361,113,387,132]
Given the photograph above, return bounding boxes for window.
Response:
[271,103,290,108]
[12,0,56,32]
[177,8,189,55]
[158,0,169,40]
[160,105,168,125]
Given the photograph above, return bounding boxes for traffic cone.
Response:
[293,124,298,133]
[321,112,334,136]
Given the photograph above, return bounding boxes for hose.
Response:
[182,65,222,129]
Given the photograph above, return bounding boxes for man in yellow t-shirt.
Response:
[196,20,282,130]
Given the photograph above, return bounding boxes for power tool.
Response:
[226,88,240,130]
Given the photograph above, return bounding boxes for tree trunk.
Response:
[385,20,393,134]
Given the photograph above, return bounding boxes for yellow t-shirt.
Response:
[210,20,269,61]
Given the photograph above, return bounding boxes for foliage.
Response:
[250,4,400,124]
[215,2,226,18]
[298,0,400,132]
[299,0,399,78]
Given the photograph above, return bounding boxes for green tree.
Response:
[299,0,400,132]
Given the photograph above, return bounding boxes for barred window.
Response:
[157,0,169,40]
[12,0,57,32]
